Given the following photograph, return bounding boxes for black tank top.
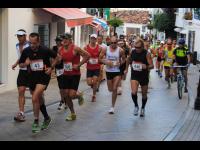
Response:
[130,49,149,76]
[53,46,63,69]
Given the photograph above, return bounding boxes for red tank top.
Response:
[158,47,164,58]
[60,44,80,75]
[86,44,100,70]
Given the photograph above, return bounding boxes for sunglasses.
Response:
[135,46,142,49]
[111,42,117,44]
[167,44,172,45]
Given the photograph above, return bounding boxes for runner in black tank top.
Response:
[124,38,154,117]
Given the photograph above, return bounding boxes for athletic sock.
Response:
[142,98,147,109]
[40,103,49,120]
[131,93,138,107]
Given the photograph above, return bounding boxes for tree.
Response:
[108,17,124,36]
[153,12,176,38]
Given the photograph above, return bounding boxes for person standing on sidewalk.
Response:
[173,38,191,93]
[84,34,102,102]
[97,35,107,92]
[52,35,67,110]
[99,36,126,114]
[19,32,59,133]
[12,29,30,122]
[59,33,90,121]
[125,38,154,117]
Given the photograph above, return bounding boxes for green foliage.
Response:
[147,23,154,30]
[153,13,175,32]
[108,18,124,28]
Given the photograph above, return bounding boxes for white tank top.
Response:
[105,46,120,72]
[16,41,30,70]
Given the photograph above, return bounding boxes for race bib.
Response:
[30,59,44,71]
[64,62,72,71]
[167,58,173,63]
[112,60,118,66]
[132,62,142,71]
[56,69,64,77]
[89,58,98,64]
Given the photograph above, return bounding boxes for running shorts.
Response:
[62,75,81,90]
[106,72,121,80]
[86,69,100,78]
[17,70,30,87]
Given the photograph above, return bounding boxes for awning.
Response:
[90,22,103,31]
[42,8,93,27]
[92,17,108,30]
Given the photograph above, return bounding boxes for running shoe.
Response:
[58,102,65,110]
[14,112,25,122]
[140,108,145,117]
[108,107,114,114]
[78,92,84,106]
[41,117,52,130]
[134,106,139,116]
[159,72,163,78]
[66,113,76,121]
[32,122,41,133]
[184,87,188,93]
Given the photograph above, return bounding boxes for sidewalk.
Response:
[167,64,200,141]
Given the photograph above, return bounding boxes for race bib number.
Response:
[56,69,64,77]
[89,58,98,64]
[167,58,173,63]
[30,59,44,71]
[132,62,142,71]
[64,62,72,71]
[112,61,118,66]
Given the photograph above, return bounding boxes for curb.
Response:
[163,84,195,141]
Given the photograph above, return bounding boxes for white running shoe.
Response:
[117,87,122,95]
[140,108,145,117]
[134,107,139,116]
[108,107,114,114]
[58,102,65,110]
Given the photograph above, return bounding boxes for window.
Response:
[142,26,146,32]
[34,24,50,48]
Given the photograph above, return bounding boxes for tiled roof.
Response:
[110,10,150,24]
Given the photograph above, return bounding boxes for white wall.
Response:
[0,8,58,93]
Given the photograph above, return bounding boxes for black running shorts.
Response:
[62,75,81,91]
[106,72,121,80]
[17,70,30,87]
[86,69,100,78]
[29,72,51,91]
[57,75,64,89]
[131,73,149,86]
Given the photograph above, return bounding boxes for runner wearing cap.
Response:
[58,33,90,121]
[12,29,30,122]
[19,32,59,133]
[84,34,102,102]
[52,35,67,110]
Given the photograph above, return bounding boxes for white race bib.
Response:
[132,62,142,71]
[64,62,72,71]
[30,59,44,71]
[167,58,173,63]
[56,69,64,77]
[89,58,98,64]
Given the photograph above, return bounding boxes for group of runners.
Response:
[12,29,191,133]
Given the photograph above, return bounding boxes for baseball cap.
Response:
[55,35,63,41]
[15,29,26,36]
[62,33,72,39]
[90,34,97,38]
[161,41,165,44]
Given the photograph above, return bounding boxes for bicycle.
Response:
[171,64,189,99]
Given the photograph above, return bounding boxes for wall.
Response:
[0,8,58,93]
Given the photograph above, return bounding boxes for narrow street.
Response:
[0,66,189,141]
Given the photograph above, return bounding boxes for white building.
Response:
[174,8,200,60]
[0,8,93,93]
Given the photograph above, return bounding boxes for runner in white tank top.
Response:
[99,36,126,114]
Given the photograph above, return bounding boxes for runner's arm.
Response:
[120,48,126,65]
[75,46,90,68]
[99,48,107,65]
[146,52,154,70]
[19,50,30,68]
